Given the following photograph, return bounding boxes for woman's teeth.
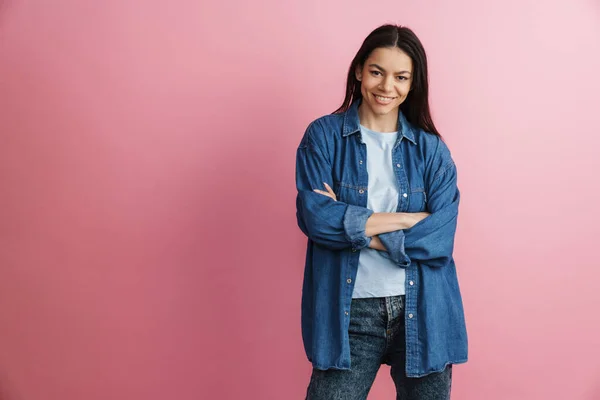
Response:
[375,95,394,104]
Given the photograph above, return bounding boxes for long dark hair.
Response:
[334,24,440,137]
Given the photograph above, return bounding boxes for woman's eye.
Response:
[370,71,382,76]
[397,76,408,81]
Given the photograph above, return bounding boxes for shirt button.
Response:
[409,281,414,286]
[347,278,352,284]
[359,189,365,194]
[352,248,357,252]
[345,311,349,316]
[403,193,408,198]
[359,160,363,164]
[396,163,401,168]
[408,313,414,318]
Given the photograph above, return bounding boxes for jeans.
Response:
[306,296,452,400]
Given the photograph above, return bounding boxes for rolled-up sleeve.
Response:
[296,122,373,251]
[343,204,373,250]
[378,229,411,267]
[379,156,460,268]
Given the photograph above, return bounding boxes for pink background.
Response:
[1,0,600,399]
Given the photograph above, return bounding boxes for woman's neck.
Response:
[357,103,399,133]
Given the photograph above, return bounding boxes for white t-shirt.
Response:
[352,125,406,298]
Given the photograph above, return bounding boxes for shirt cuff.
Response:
[378,230,411,267]
[343,205,374,251]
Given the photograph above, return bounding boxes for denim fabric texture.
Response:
[295,99,468,377]
[306,296,452,400]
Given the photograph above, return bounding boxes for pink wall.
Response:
[1,0,599,399]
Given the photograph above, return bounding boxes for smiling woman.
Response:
[295,24,467,400]
[355,48,413,129]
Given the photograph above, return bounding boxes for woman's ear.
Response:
[355,65,362,82]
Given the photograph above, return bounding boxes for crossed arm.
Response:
[313,183,429,251]
[296,124,459,268]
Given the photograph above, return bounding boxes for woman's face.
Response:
[355,47,413,117]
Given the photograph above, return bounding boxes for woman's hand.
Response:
[313,183,337,201]
[369,235,387,251]
[406,212,430,229]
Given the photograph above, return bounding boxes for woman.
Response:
[295,24,468,399]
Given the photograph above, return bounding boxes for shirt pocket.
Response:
[333,181,367,206]
[406,187,427,212]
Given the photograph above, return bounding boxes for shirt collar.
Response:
[341,99,417,144]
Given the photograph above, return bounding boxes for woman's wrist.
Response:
[394,213,415,230]
[368,235,387,251]
[384,212,418,230]
[365,212,429,236]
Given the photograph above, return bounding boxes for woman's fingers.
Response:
[313,189,336,201]
[313,183,338,201]
[322,183,337,200]
[314,183,337,201]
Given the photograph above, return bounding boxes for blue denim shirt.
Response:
[295,100,468,378]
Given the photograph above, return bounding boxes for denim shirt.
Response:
[295,100,468,378]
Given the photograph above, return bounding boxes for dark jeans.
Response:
[306,296,452,400]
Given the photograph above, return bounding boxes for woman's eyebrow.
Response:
[368,63,412,75]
